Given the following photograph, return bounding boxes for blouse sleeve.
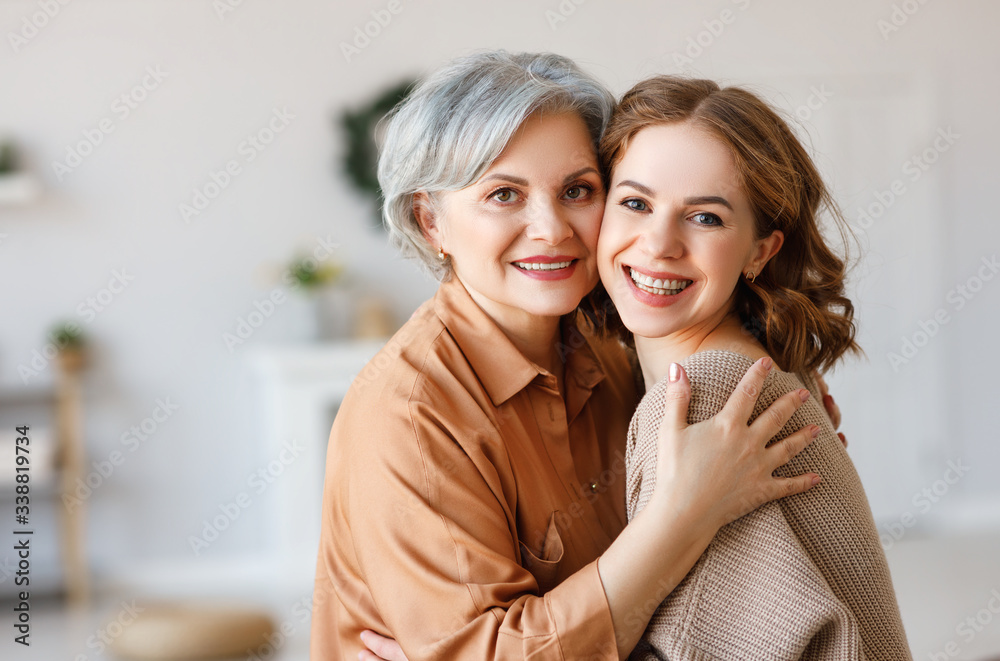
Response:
[624,352,911,660]
[339,398,618,661]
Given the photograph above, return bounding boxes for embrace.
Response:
[311,51,912,660]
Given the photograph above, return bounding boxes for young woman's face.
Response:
[421,111,604,326]
[598,121,780,340]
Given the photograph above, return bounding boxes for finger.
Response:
[769,472,822,501]
[766,422,819,468]
[822,393,842,429]
[838,432,848,447]
[814,370,829,397]
[721,357,774,425]
[659,363,692,432]
[360,631,403,661]
[748,387,810,442]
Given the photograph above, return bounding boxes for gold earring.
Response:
[746,270,756,283]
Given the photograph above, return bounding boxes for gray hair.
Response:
[377,50,615,279]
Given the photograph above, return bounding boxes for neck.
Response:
[634,312,751,390]
[461,282,565,377]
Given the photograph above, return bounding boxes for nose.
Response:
[640,214,684,260]
[524,197,574,245]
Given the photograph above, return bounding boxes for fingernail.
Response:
[811,425,820,438]
[799,389,811,402]
[669,363,681,383]
[760,357,773,372]
[811,475,822,486]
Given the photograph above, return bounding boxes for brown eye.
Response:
[491,189,516,203]
[565,186,585,199]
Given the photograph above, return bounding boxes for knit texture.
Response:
[626,351,912,661]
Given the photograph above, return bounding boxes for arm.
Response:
[360,364,849,661]
[624,354,910,660]
[348,359,818,661]
[599,358,821,658]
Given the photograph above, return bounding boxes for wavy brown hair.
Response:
[582,76,861,374]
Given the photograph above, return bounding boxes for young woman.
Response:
[310,52,827,661]
[591,76,911,658]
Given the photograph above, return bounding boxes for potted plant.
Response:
[50,321,88,372]
[0,141,41,205]
[284,254,355,340]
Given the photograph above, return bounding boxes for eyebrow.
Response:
[615,180,733,210]
[480,167,600,188]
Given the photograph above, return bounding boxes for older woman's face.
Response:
[426,111,604,325]
[598,122,780,340]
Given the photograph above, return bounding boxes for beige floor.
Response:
[8,530,1000,660]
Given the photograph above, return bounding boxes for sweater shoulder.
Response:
[629,350,814,440]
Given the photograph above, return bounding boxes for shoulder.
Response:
[334,299,493,464]
[632,351,809,432]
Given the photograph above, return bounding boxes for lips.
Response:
[623,264,694,307]
[628,267,692,295]
[511,255,580,281]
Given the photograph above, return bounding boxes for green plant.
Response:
[339,79,415,230]
[287,256,344,291]
[0,142,16,174]
[50,321,86,350]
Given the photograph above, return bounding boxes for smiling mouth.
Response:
[514,260,575,271]
[629,267,692,296]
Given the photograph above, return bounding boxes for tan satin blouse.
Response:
[310,276,639,660]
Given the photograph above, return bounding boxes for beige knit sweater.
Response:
[625,351,912,661]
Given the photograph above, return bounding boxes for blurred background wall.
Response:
[1,0,998,658]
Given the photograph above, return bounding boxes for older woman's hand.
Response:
[360,630,408,661]
[813,370,847,447]
[651,357,821,531]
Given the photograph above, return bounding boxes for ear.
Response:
[746,229,784,275]
[413,192,444,250]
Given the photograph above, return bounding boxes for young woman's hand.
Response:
[359,630,408,661]
[651,357,821,530]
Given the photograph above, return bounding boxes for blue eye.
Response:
[621,198,648,212]
[692,212,722,226]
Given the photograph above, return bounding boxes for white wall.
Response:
[1,0,997,595]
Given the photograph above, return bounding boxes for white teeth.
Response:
[629,267,692,296]
[514,260,573,271]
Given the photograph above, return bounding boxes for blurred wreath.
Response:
[339,79,415,230]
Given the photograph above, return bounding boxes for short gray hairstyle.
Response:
[377,50,615,280]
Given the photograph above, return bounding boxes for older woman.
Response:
[309,52,824,661]
[591,76,912,658]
